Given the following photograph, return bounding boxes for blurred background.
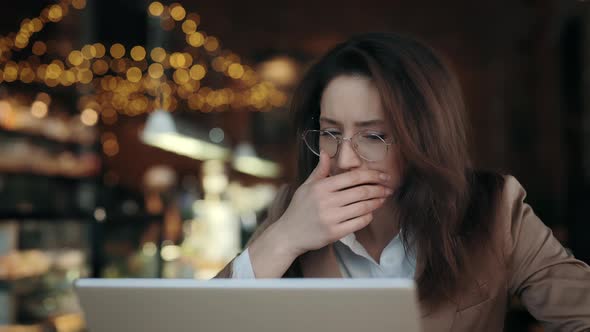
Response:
[0,0,588,331]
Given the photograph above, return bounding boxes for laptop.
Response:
[74,278,422,332]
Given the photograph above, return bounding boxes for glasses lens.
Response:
[303,130,338,157]
[354,132,388,161]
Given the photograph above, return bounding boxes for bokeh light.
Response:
[169,4,186,21]
[148,63,164,79]
[204,36,219,52]
[110,43,125,59]
[81,108,99,126]
[189,64,206,80]
[31,101,48,118]
[148,2,165,16]
[150,47,166,62]
[130,46,146,61]
[126,67,143,83]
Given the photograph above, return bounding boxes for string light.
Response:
[110,43,125,59]
[93,43,106,58]
[31,100,48,118]
[148,2,164,16]
[81,108,98,126]
[169,3,186,21]
[148,63,164,79]
[130,46,146,61]
[81,44,97,59]
[0,1,288,117]
[203,36,219,52]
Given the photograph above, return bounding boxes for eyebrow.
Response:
[319,117,385,127]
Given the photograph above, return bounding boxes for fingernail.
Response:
[380,173,390,180]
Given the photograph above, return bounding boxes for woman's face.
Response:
[319,75,403,190]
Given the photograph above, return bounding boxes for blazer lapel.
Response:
[415,246,457,331]
[420,301,457,331]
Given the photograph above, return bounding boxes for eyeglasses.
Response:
[302,129,394,162]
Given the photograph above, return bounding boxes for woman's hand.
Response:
[247,150,392,278]
[276,150,393,257]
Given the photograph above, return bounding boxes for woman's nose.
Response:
[336,139,362,170]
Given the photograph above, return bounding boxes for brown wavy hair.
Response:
[288,32,504,305]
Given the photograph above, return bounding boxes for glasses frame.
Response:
[301,129,394,162]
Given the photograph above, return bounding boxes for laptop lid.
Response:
[75,278,422,332]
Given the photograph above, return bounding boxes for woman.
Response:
[215,32,590,331]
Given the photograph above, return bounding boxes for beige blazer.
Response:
[215,176,590,332]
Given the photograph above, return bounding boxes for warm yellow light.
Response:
[31,18,43,32]
[189,64,206,80]
[3,63,17,82]
[150,47,166,62]
[169,52,186,68]
[15,34,29,49]
[126,67,143,83]
[48,5,64,22]
[227,63,244,79]
[36,65,47,80]
[111,59,127,73]
[101,107,118,125]
[68,50,84,66]
[92,59,109,75]
[31,101,48,118]
[81,108,99,126]
[77,69,93,84]
[173,68,189,84]
[148,63,164,79]
[258,56,299,87]
[93,43,106,58]
[32,41,47,56]
[63,70,76,84]
[204,36,219,52]
[169,4,186,21]
[19,67,35,83]
[110,43,125,59]
[46,63,62,79]
[130,46,146,61]
[81,44,97,59]
[212,57,225,72]
[36,92,52,105]
[269,90,287,107]
[182,53,193,68]
[72,0,87,9]
[187,32,205,47]
[182,20,197,34]
[148,2,165,16]
[52,59,65,70]
[103,138,120,156]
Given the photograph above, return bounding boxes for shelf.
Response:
[0,212,95,222]
[0,172,99,183]
[0,212,163,224]
[0,128,96,150]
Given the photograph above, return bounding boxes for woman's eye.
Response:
[321,130,341,136]
[364,133,386,140]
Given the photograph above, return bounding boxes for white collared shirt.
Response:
[231,232,416,279]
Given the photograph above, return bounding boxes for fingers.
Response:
[334,213,375,238]
[322,169,391,192]
[304,150,331,184]
[330,184,392,207]
[333,197,386,222]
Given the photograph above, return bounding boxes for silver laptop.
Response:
[75,278,422,332]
